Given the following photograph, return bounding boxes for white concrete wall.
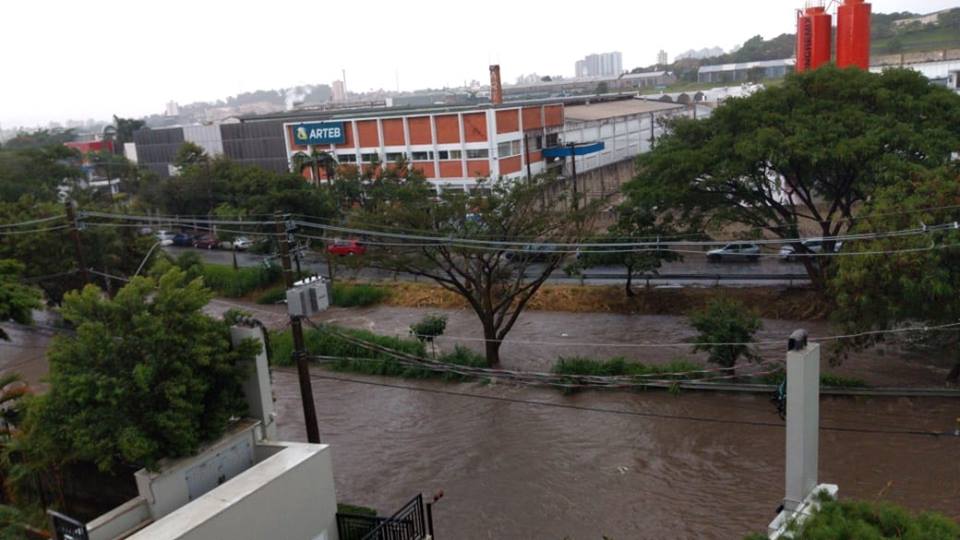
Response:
[128,443,338,540]
[135,421,258,520]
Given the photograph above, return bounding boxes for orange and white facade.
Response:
[282,102,565,190]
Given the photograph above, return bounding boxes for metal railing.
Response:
[360,494,427,540]
[337,513,387,540]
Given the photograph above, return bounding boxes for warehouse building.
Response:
[698,59,795,83]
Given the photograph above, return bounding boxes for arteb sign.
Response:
[292,122,346,145]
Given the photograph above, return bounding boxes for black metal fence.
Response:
[360,494,427,540]
[336,513,386,540]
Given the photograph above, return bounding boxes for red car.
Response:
[327,239,366,257]
[193,234,220,250]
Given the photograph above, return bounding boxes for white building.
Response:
[575,52,623,78]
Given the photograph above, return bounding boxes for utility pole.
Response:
[275,213,321,444]
[64,200,89,285]
[568,143,579,211]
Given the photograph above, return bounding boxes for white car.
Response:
[232,237,254,251]
[155,230,174,246]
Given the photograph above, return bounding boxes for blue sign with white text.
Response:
[293,122,346,145]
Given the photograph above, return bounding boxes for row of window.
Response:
[335,148,492,163]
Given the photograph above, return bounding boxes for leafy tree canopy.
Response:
[830,166,960,381]
[0,260,42,341]
[354,176,591,366]
[623,66,960,288]
[14,268,257,472]
[690,297,761,370]
[0,145,82,202]
[1,129,77,150]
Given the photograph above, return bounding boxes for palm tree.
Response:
[0,373,28,441]
[292,150,338,187]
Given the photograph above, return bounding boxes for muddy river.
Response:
[275,371,959,539]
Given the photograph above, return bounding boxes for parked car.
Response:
[706,243,761,262]
[232,236,254,251]
[172,233,195,247]
[779,239,844,262]
[155,230,175,246]
[193,234,220,250]
[327,239,366,257]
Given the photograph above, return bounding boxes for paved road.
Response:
[164,246,811,287]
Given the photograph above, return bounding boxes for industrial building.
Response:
[131,93,696,192]
[698,59,796,83]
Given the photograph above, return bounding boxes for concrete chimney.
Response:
[489,65,503,105]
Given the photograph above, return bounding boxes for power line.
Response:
[0,225,69,236]
[0,215,65,229]
[302,373,956,438]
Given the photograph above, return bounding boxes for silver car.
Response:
[779,239,844,261]
[706,243,761,262]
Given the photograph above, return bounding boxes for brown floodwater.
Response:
[274,370,960,539]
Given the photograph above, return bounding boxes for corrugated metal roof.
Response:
[564,99,684,122]
[620,71,668,80]
[698,58,795,74]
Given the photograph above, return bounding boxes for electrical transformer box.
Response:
[286,277,330,317]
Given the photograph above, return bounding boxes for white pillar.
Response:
[230,325,278,441]
[784,342,820,511]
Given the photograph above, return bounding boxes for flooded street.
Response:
[5,304,958,538]
[275,371,960,539]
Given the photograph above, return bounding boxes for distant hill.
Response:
[676,47,725,61]
[632,8,960,83]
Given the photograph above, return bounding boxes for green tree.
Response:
[831,167,960,382]
[624,66,960,288]
[690,297,761,372]
[0,260,42,341]
[14,268,257,473]
[104,115,146,145]
[0,145,82,202]
[1,128,77,150]
[355,177,589,366]
[173,141,210,169]
[576,199,682,297]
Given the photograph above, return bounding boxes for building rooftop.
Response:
[239,95,637,124]
[564,99,684,122]
[698,58,796,74]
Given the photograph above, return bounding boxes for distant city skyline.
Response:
[1,0,957,127]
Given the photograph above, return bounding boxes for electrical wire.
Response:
[0,215,66,229]
[301,373,956,438]
[0,225,69,236]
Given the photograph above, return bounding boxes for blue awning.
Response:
[542,142,605,158]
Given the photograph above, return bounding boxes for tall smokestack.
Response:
[489,65,503,105]
[837,0,872,69]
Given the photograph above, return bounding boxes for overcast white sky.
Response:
[1,0,956,127]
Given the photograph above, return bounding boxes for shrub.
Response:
[256,285,287,305]
[332,283,390,307]
[773,493,960,539]
[271,326,426,368]
[689,297,762,369]
[410,314,448,342]
[553,357,702,380]
[200,263,282,298]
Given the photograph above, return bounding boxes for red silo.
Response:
[807,6,832,69]
[795,9,812,72]
[837,0,872,69]
[796,5,832,73]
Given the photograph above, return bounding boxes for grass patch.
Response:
[271,325,486,381]
[553,357,702,380]
[201,263,282,298]
[759,370,868,388]
[332,283,390,307]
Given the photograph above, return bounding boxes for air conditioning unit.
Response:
[285,277,330,317]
